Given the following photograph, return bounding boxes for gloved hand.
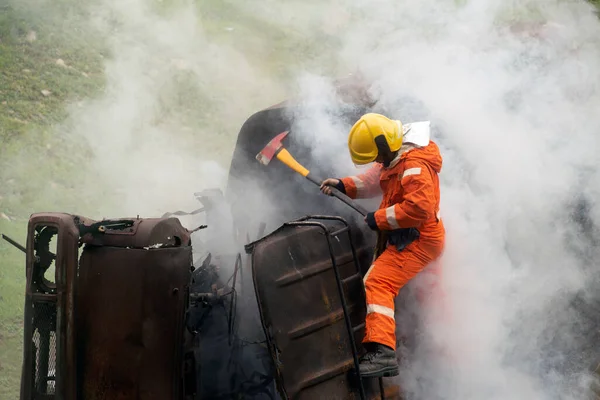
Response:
[320,178,345,196]
[364,212,379,231]
[387,228,420,251]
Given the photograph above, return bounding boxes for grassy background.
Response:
[1,0,599,398]
[0,1,103,395]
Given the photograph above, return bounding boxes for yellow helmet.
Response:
[347,113,403,165]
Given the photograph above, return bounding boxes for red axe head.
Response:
[255,131,289,166]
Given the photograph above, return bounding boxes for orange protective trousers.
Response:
[362,231,444,349]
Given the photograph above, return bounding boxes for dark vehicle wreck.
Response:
[11,76,411,400]
[8,73,600,400]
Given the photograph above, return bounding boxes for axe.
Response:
[256,131,368,216]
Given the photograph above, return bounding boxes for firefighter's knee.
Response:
[364,269,387,294]
[363,256,395,295]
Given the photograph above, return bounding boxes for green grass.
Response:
[0,0,599,397]
[0,1,107,395]
[0,220,27,398]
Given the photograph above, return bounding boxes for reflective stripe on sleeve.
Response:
[402,167,421,179]
[349,176,365,195]
[385,206,400,229]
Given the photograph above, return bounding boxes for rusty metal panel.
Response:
[20,215,195,400]
[21,213,88,400]
[246,217,388,400]
[76,218,192,400]
[79,217,191,249]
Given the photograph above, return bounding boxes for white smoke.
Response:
[266,0,600,399]
[67,0,600,397]
[51,0,288,220]
[4,0,600,398]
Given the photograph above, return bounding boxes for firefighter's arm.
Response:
[366,161,436,231]
[338,164,383,199]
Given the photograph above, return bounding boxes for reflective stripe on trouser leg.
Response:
[362,245,431,350]
[362,251,398,349]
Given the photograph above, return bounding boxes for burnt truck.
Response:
[12,75,424,400]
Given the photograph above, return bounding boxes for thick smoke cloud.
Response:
[6,0,600,398]
[280,1,600,399]
[52,0,287,220]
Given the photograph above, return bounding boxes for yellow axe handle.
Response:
[276,148,309,177]
[275,148,368,216]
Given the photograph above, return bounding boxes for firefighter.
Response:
[320,113,445,378]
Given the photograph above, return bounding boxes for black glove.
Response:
[365,212,378,231]
[333,179,346,194]
[387,228,420,251]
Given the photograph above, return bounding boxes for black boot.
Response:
[358,343,399,378]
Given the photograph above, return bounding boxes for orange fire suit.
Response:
[339,140,445,350]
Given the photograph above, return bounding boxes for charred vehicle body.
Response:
[10,75,599,399]
[12,77,414,400]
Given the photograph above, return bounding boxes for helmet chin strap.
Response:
[374,136,394,167]
[381,151,401,168]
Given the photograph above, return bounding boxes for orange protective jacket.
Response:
[339,141,444,243]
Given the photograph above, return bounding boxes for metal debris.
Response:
[143,243,164,250]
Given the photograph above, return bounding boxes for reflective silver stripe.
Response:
[367,304,395,319]
[385,206,400,229]
[363,264,375,284]
[349,176,365,195]
[436,210,441,221]
[402,167,421,179]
